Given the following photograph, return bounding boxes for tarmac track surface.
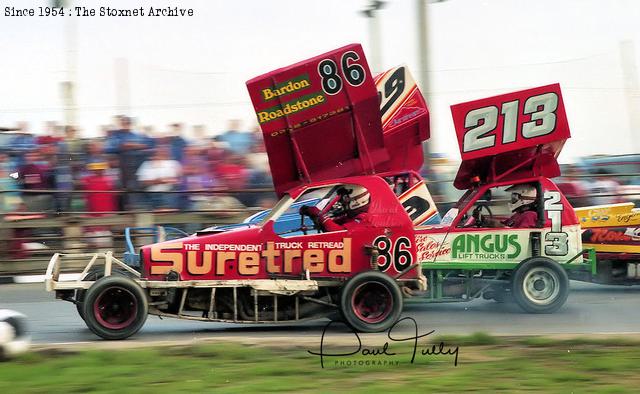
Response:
[2,282,640,345]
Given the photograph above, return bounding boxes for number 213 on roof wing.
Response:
[450,84,570,161]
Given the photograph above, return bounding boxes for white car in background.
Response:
[0,309,29,360]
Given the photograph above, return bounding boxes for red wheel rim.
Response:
[351,281,393,324]
[93,286,138,330]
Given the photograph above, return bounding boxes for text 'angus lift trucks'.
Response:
[46,44,628,340]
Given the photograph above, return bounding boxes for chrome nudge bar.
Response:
[44,251,141,292]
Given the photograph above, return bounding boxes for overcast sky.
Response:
[0,0,639,162]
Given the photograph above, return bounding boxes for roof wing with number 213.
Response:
[450,83,570,189]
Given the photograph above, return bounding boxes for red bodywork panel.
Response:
[412,176,581,265]
[246,45,429,197]
[450,84,570,190]
[417,176,578,234]
[142,176,418,281]
[455,177,579,229]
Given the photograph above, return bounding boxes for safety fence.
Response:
[0,209,259,275]
[0,187,274,275]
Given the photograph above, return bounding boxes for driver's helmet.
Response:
[347,186,370,212]
[336,186,371,213]
[506,184,537,212]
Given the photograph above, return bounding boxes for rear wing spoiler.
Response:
[450,84,570,189]
[375,65,430,176]
[246,44,430,197]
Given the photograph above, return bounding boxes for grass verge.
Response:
[2,334,640,393]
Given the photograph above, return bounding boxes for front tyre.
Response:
[76,268,132,321]
[82,276,148,340]
[340,271,403,333]
[512,257,569,313]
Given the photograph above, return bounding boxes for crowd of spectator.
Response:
[0,117,637,219]
[556,165,638,208]
[0,117,275,216]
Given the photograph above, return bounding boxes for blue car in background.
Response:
[210,198,322,234]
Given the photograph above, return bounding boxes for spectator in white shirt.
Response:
[136,146,182,209]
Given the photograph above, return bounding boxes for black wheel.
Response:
[76,268,131,321]
[340,271,403,333]
[511,257,569,313]
[82,276,148,340]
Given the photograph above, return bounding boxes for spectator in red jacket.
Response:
[82,162,117,216]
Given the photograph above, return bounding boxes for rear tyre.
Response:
[340,271,403,333]
[512,257,569,313]
[82,276,148,340]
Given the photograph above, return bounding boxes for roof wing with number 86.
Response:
[246,44,388,197]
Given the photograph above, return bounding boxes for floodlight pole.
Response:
[368,10,382,73]
[360,1,386,73]
[416,0,438,193]
[59,0,77,126]
[620,40,640,153]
